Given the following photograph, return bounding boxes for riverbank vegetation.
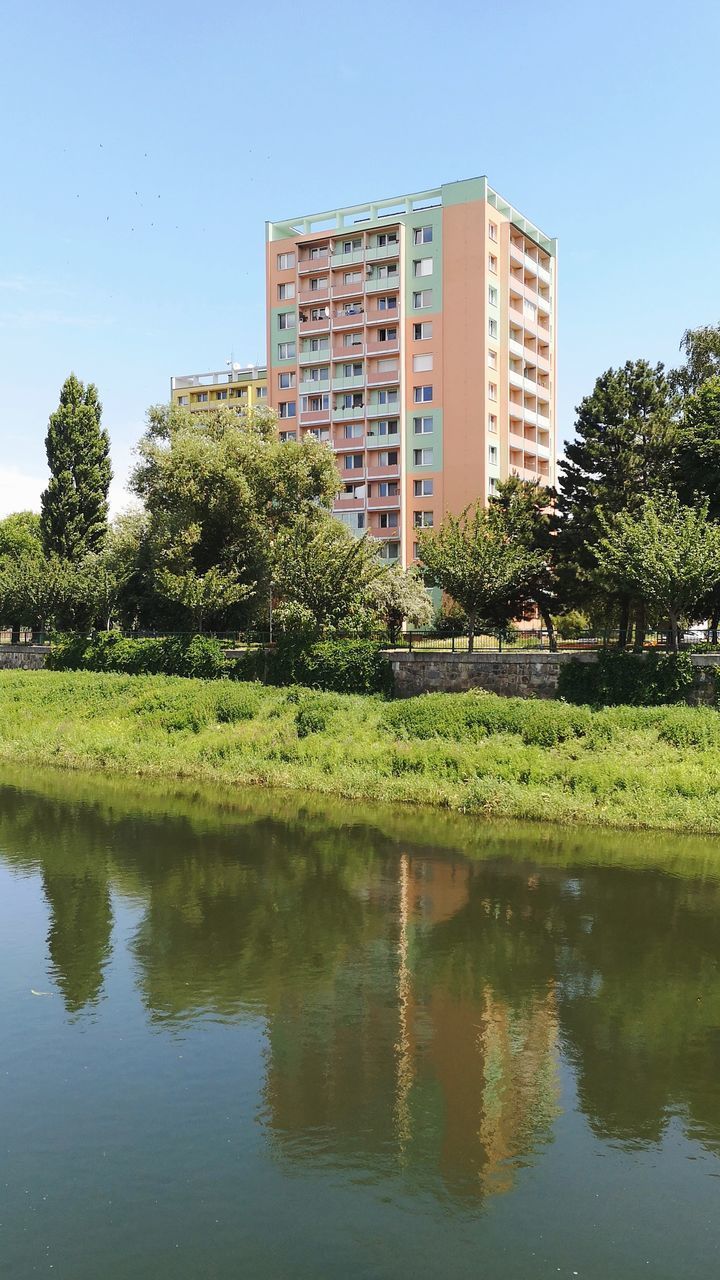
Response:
[5,329,720,655]
[5,670,720,833]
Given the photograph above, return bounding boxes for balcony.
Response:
[365,243,400,261]
[332,310,366,330]
[367,495,401,511]
[334,434,366,451]
[508,303,525,328]
[365,338,400,356]
[367,400,400,419]
[367,463,400,480]
[298,315,330,335]
[339,462,366,479]
[333,495,365,512]
[332,404,365,422]
[368,524,400,539]
[509,338,523,359]
[366,432,400,449]
[299,376,330,393]
[366,273,401,293]
[509,369,523,391]
[299,346,331,363]
[331,247,365,267]
[331,279,365,300]
[298,252,330,275]
[367,366,400,386]
[537,260,552,285]
[332,374,365,391]
[509,241,524,265]
[298,284,330,304]
[299,408,331,426]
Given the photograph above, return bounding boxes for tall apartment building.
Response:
[171,364,268,413]
[265,177,556,566]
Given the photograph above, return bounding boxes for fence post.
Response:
[498,630,502,653]
[409,631,413,652]
[451,634,455,653]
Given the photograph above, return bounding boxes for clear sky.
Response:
[1,0,719,517]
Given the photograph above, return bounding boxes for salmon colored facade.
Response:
[266,177,557,567]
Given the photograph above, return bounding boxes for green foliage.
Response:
[595,493,720,650]
[368,564,433,642]
[0,511,42,561]
[271,516,384,637]
[432,603,468,636]
[671,324,720,395]
[157,566,254,631]
[554,610,590,639]
[418,500,544,649]
[48,632,226,679]
[40,374,112,560]
[675,376,720,517]
[383,692,594,747]
[237,638,392,696]
[558,650,695,707]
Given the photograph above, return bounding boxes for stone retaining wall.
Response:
[0,645,51,670]
[384,649,720,705]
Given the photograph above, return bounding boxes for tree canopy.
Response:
[40,374,112,560]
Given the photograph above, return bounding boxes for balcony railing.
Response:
[365,339,400,356]
[366,432,400,449]
[367,367,400,386]
[366,400,400,418]
[298,316,331,334]
[332,405,365,422]
[299,377,330,393]
[366,274,401,292]
[299,409,331,426]
[331,248,365,267]
[331,280,365,299]
[298,253,330,275]
[332,374,365,390]
[332,311,366,329]
[365,243,400,261]
[298,284,330,304]
[299,346,331,363]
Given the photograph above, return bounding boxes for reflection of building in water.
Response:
[264,852,559,1204]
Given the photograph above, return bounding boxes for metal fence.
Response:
[402,628,720,652]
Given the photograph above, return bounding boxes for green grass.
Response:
[4,670,720,834]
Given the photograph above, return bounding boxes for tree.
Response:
[557,359,676,647]
[40,374,112,560]
[157,566,254,632]
[0,511,42,561]
[489,476,559,650]
[0,553,80,636]
[417,502,544,652]
[675,376,720,516]
[595,494,720,653]
[368,564,433,643]
[670,324,720,395]
[271,516,385,637]
[131,403,338,630]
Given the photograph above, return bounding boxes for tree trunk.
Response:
[618,598,630,649]
[633,601,646,653]
[10,624,20,644]
[467,613,475,654]
[711,611,718,646]
[539,603,557,653]
[668,610,679,654]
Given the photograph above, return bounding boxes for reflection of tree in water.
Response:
[2,775,720,1192]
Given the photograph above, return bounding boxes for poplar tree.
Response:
[40,374,112,560]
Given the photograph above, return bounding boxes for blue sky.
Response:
[1,0,719,516]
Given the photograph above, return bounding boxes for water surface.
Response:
[1,768,719,1279]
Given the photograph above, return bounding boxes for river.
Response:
[1,767,719,1278]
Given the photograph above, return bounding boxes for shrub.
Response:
[233,638,392,696]
[554,609,590,640]
[295,699,331,738]
[558,650,695,707]
[382,691,593,745]
[48,632,227,680]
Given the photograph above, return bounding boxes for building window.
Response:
[376,388,398,405]
[375,263,399,280]
[177,395,189,405]
[375,420,398,437]
[414,226,433,244]
[279,430,297,442]
[489,444,498,465]
[345,453,364,470]
[343,271,362,284]
[488,222,497,242]
[377,295,397,311]
[488,382,497,401]
[310,276,328,291]
[414,511,433,528]
[488,253,498,273]
[308,245,327,260]
[278,401,296,419]
[277,252,295,270]
[376,231,399,247]
[488,285,498,306]
[343,332,363,347]
[414,478,434,496]
[413,322,433,340]
[277,342,296,359]
[256,386,268,399]
[488,413,497,432]
[343,423,363,438]
[278,311,295,330]
[413,448,434,466]
[377,450,398,467]
[378,481,399,496]
[413,416,433,434]
[413,354,433,372]
[215,390,227,400]
[414,385,433,403]
[488,318,498,338]
[341,392,364,408]
[196,392,208,402]
[488,476,499,494]
[488,349,497,370]
[412,289,433,309]
[342,362,363,377]
[309,306,329,321]
[342,237,362,253]
[377,327,398,342]
[413,258,433,277]
[377,357,398,372]
[278,283,295,300]
[278,372,295,389]
[379,512,399,529]
[308,337,329,352]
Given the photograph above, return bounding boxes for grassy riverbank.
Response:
[3,669,720,834]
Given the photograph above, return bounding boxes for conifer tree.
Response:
[40,374,112,560]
